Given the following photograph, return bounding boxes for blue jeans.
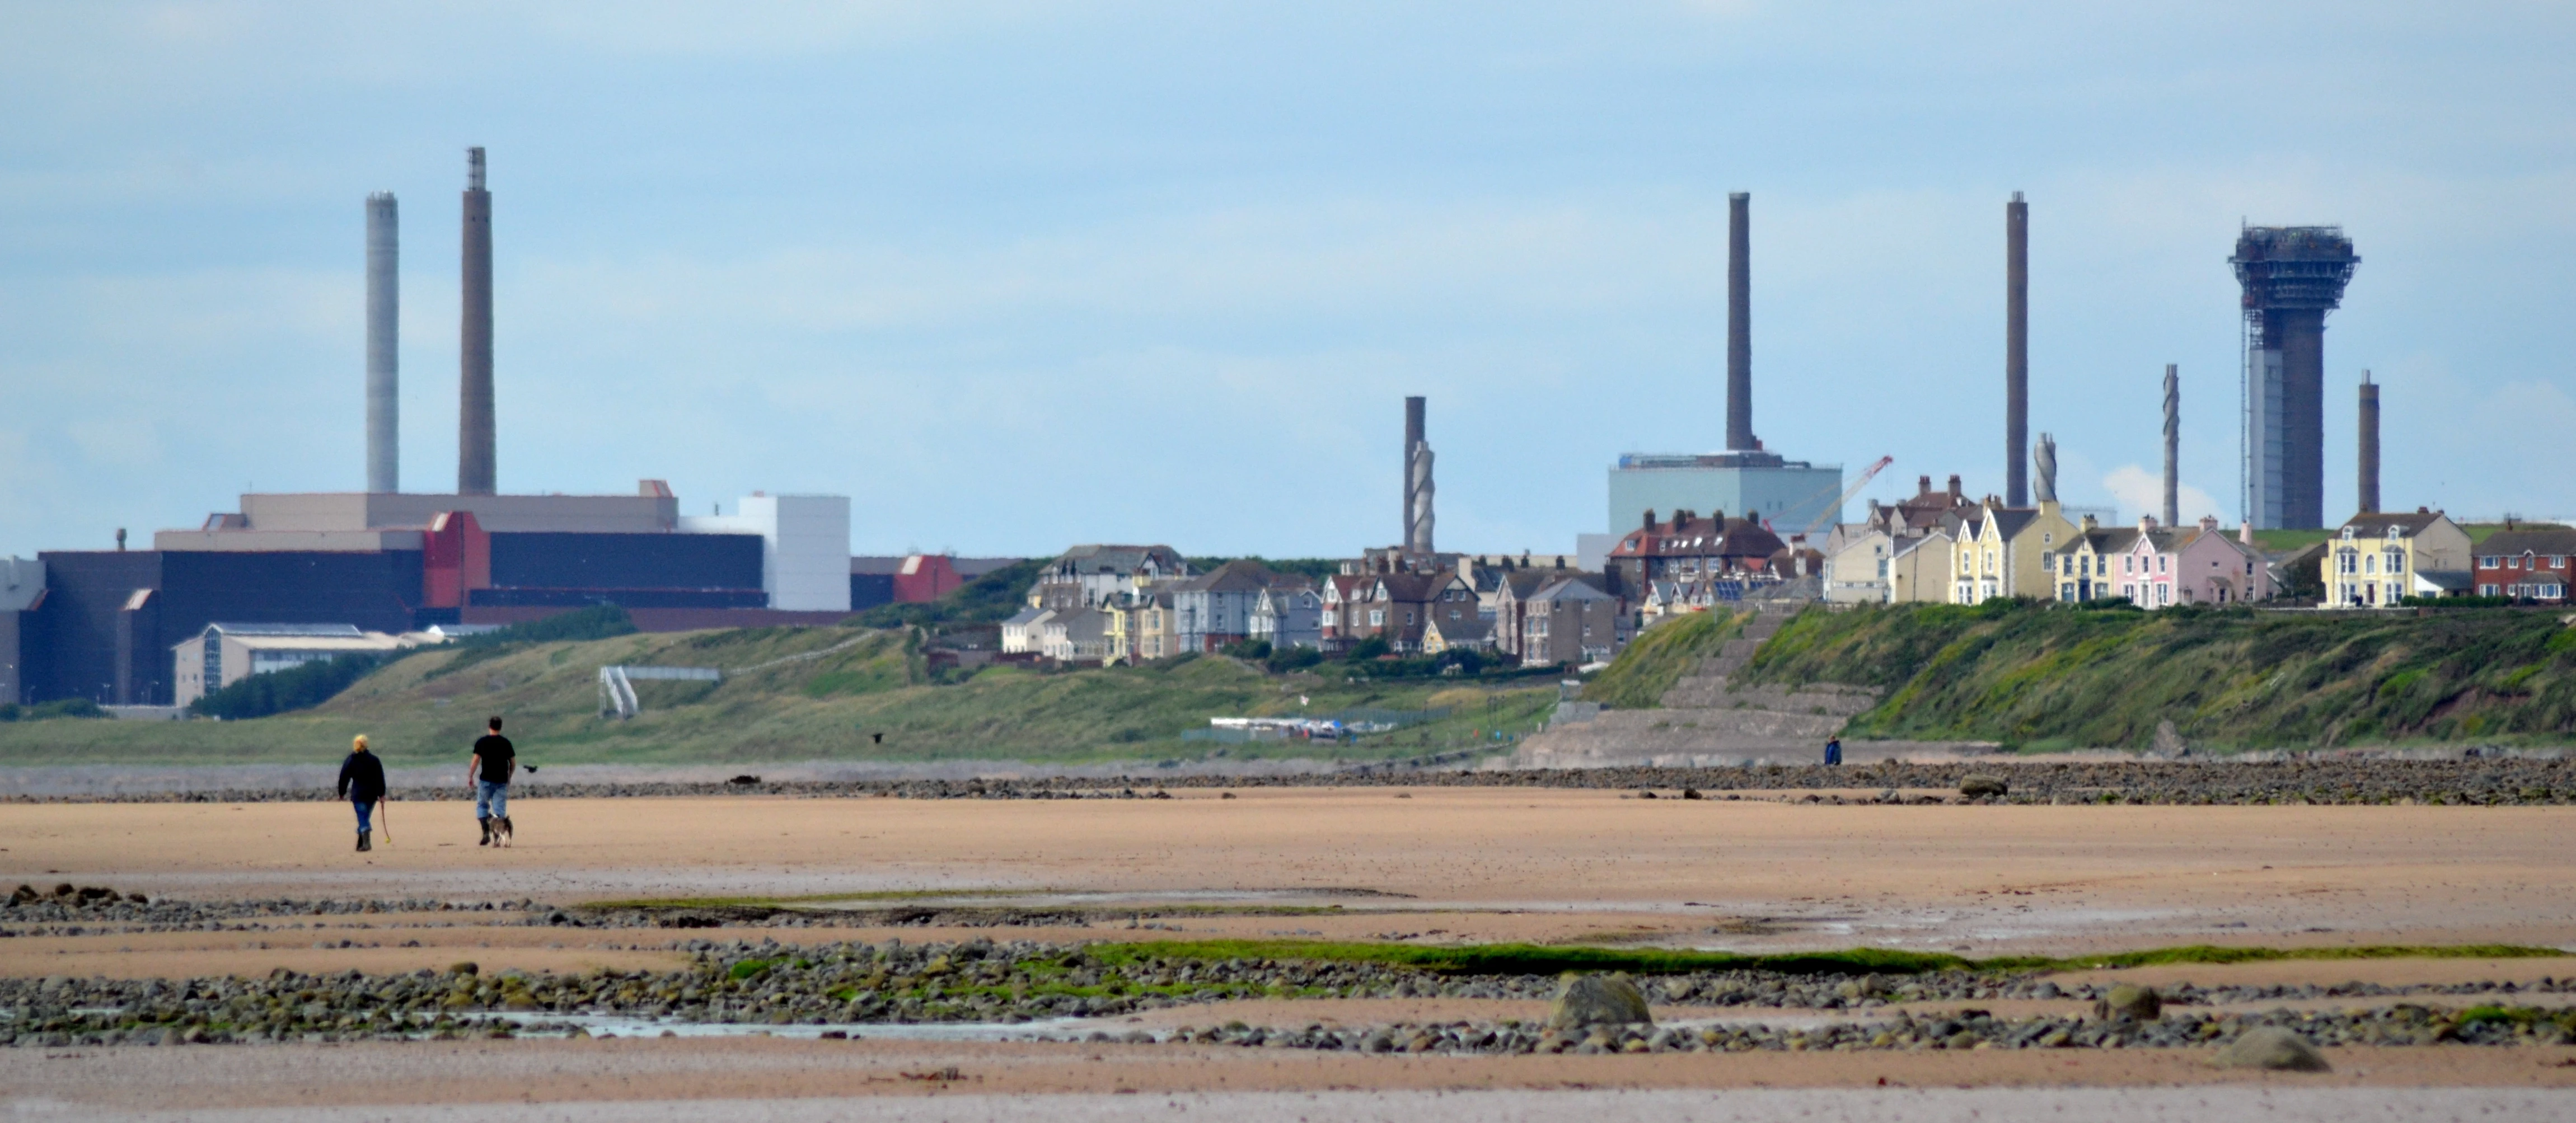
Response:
[475,780,509,820]
[353,799,375,833]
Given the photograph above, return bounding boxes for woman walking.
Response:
[338,735,388,852]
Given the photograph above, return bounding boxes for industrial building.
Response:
[1588,192,1842,567]
[1,149,859,706]
[2233,225,2359,530]
[173,623,428,708]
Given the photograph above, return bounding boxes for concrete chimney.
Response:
[2358,372,2380,515]
[1403,397,1434,553]
[2162,363,2180,528]
[458,147,496,496]
[2005,191,2029,506]
[365,192,399,494]
[1726,192,1754,452]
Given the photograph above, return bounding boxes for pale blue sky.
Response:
[4,2,2572,557]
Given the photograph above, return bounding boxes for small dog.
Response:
[490,815,513,848]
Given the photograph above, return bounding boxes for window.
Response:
[2156,556,2167,573]
[2386,549,2405,575]
[1321,609,1337,626]
[2336,551,2358,575]
[2124,556,2134,574]
[2041,551,2055,572]
[2363,554,2377,575]
[2481,557,2500,568]
[2480,584,2499,596]
[1368,609,1384,627]
[2156,584,2170,605]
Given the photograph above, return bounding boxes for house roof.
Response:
[1987,509,2038,540]
[1173,558,1284,594]
[1528,576,1615,604]
[1609,513,1786,562]
[1048,544,1187,576]
[1428,617,1494,643]
[2339,511,2451,538]
[2076,528,2140,554]
[2480,528,2576,556]
[1001,607,1049,626]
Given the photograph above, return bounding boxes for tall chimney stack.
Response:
[2005,191,2029,506]
[458,147,496,496]
[1725,192,1753,452]
[364,192,399,494]
[2162,363,2180,527]
[1403,397,1434,553]
[2357,372,2380,515]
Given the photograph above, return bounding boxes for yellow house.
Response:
[1948,500,2078,603]
[1887,529,1955,603]
[2324,510,2471,608]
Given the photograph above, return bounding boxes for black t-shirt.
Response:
[472,734,516,784]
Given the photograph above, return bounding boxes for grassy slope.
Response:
[1580,610,1746,709]
[0,626,1556,767]
[1737,600,2576,750]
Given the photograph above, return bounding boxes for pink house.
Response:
[2109,516,2273,608]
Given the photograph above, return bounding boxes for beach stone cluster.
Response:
[11,759,2573,807]
[8,937,2573,1050]
[0,888,536,938]
[1172,1003,2556,1055]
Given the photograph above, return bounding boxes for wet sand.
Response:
[4,788,2572,1115]
[3,790,2572,956]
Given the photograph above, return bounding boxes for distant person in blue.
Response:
[468,717,516,847]
[336,735,386,852]
[1824,736,1843,767]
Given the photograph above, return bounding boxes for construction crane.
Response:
[1791,455,1895,537]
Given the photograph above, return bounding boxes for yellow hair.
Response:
[352,735,370,752]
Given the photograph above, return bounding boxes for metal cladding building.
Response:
[2232,225,2359,530]
[1598,192,1841,549]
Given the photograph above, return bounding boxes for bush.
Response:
[189,653,387,720]
[1264,646,1325,674]
[459,604,639,647]
[1342,636,1391,662]
[2401,595,2513,609]
[0,698,110,722]
[1223,639,1272,661]
[854,558,1048,631]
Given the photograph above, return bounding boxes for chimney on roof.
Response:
[1917,474,1932,496]
[1643,509,1656,530]
[1947,474,1963,501]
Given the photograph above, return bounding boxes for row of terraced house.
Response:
[996,543,1637,667]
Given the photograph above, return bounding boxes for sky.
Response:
[3,1,2573,559]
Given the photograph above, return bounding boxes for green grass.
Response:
[1089,938,2570,977]
[1734,600,2576,750]
[1581,610,1746,709]
[0,623,1556,767]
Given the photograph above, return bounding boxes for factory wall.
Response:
[677,495,853,612]
[488,532,762,593]
[31,551,425,706]
[1606,464,1844,537]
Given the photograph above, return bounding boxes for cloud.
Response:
[2102,465,2223,527]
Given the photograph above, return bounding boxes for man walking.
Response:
[467,717,516,846]
[1824,735,1843,767]
[338,735,387,852]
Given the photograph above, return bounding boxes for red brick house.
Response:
[2474,527,2576,602]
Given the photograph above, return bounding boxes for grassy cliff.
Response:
[1580,610,1746,709]
[0,626,1554,768]
[1739,600,2576,750]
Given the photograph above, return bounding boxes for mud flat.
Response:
[4,788,2574,1116]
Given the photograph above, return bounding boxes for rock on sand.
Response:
[2092,984,2161,1022]
[2213,1026,2331,1072]
[1549,972,1653,1029]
